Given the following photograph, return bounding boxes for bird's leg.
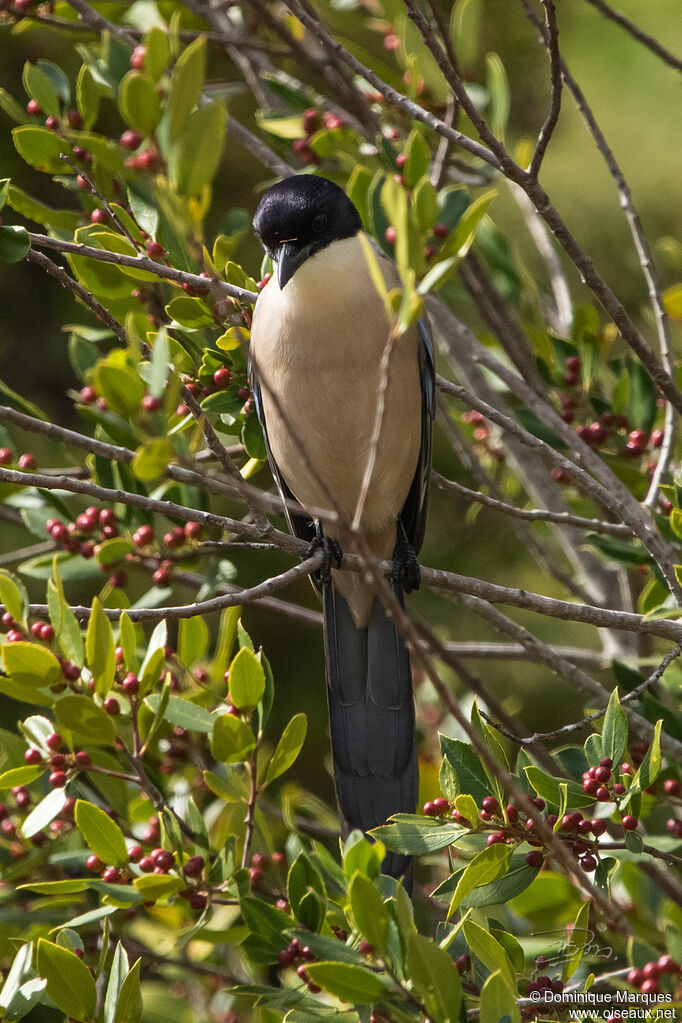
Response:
[392,518,420,593]
[305,521,343,586]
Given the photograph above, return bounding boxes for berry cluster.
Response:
[290,108,345,166]
[626,955,679,996]
[460,409,505,463]
[24,732,92,789]
[276,937,320,994]
[0,447,36,469]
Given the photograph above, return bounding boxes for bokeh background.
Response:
[0,0,680,808]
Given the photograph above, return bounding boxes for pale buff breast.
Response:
[250,234,422,542]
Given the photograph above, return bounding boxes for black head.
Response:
[253,175,362,289]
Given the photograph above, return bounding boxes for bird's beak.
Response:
[276,241,311,289]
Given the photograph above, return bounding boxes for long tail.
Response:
[323,584,417,890]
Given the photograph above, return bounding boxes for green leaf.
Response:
[3,978,46,1022]
[440,734,492,803]
[114,958,142,1023]
[104,942,129,1023]
[93,361,145,416]
[96,538,135,566]
[76,64,100,129]
[479,969,520,1023]
[118,71,162,134]
[0,944,32,1013]
[441,188,496,261]
[485,53,510,140]
[168,36,206,143]
[405,932,462,1022]
[524,766,595,809]
[144,693,215,733]
[19,879,89,895]
[172,100,227,197]
[12,125,70,173]
[178,615,209,666]
[0,225,30,263]
[149,327,169,398]
[462,918,515,989]
[562,899,591,982]
[264,713,307,785]
[228,646,265,709]
[447,842,512,915]
[55,695,116,746]
[22,789,69,837]
[636,719,662,789]
[132,437,174,482]
[242,413,267,460]
[86,596,116,695]
[304,962,388,1004]
[0,765,44,790]
[602,689,628,769]
[22,62,61,118]
[133,874,185,900]
[47,569,84,666]
[0,88,30,124]
[0,570,24,624]
[211,712,255,763]
[143,26,170,81]
[404,129,430,189]
[372,814,465,854]
[75,799,129,866]
[433,852,539,908]
[1,641,61,688]
[342,832,385,880]
[348,872,390,952]
[36,939,97,1022]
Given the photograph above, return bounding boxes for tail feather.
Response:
[323,585,417,890]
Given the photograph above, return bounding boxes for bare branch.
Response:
[27,233,258,304]
[433,471,633,538]
[529,0,563,179]
[582,0,682,72]
[483,642,682,746]
[443,641,606,667]
[510,183,573,335]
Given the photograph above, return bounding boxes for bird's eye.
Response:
[312,213,328,233]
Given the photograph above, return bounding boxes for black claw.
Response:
[306,532,343,586]
[393,520,420,593]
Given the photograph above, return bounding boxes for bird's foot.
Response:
[392,528,420,593]
[305,533,343,587]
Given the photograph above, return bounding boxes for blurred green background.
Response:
[0,0,680,806]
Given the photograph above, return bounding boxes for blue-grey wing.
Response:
[248,355,317,547]
[399,318,435,553]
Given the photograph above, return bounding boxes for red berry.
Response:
[75,751,91,767]
[657,955,677,973]
[26,99,42,116]
[600,757,613,768]
[153,849,174,871]
[103,697,120,716]
[595,766,611,784]
[583,778,599,795]
[183,855,205,877]
[146,240,165,259]
[664,778,681,796]
[505,804,518,822]
[45,116,58,130]
[487,832,505,846]
[46,732,63,752]
[423,801,439,817]
[49,771,67,788]
[640,978,659,995]
[432,222,449,239]
[432,797,449,814]
[40,623,55,642]
[90,208,108,224]
[627,968,644,987]
[122,673,139,696]
[50,754,66,769]
[576,818,593,835]
[651,429,665,448]
[138,856,154,873]
[590,819,607,836]
[628,429,648,448]
[561,814,578,832]
[596,787,611,802]
[384,226,397,245]
[120,130,142,150]
[525,850,543,867]
[0,448,12,465]
[101,866,121,884]
[130,45,146,69]
[213,366,231,389]
[189,893,207,910]
[565,356,581,373]
[622,815,638,831]
[184,521,202,540]
[17,453,36,469]
[613,783,625,795]
[108,571,127,589]
[67,110,83,128]
[142,394,162,412]
[153,567,170,585]
[24,748,42,765]
[581,855,597,872]
[481,796,499,814]
[86,854,104,872]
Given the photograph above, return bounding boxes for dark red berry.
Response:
[664,779,681,796]
[138,856,154,872]
[67,110,83,129]
[481,796,499,814]
[622,815,638,831]
[46,732,63,751]
[525,850,543,867]
[183,855,205,877]
[122,673,139,696]
[627,968,644,987]
[26,99,42,116]
[17,453,36,469]
[49,771,67,788]
[24,748,42,765]
[213,366,231,389]
[142,394,162,412]
[103,697,120,716]
[581,855,597,872]
[145,240,165,259]
[130,45,146,69]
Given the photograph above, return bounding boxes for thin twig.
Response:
[582,0,682,73]
[60,155,142,252]
[529,0,562,179]
[63,0,137,45]
[27,233,258,304]
[483,642,682,746]
[433,472,632,537]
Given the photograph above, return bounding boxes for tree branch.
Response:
[582,0,682,72]
[529,0,562,179]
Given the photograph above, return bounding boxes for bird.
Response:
[249,174,434,888]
